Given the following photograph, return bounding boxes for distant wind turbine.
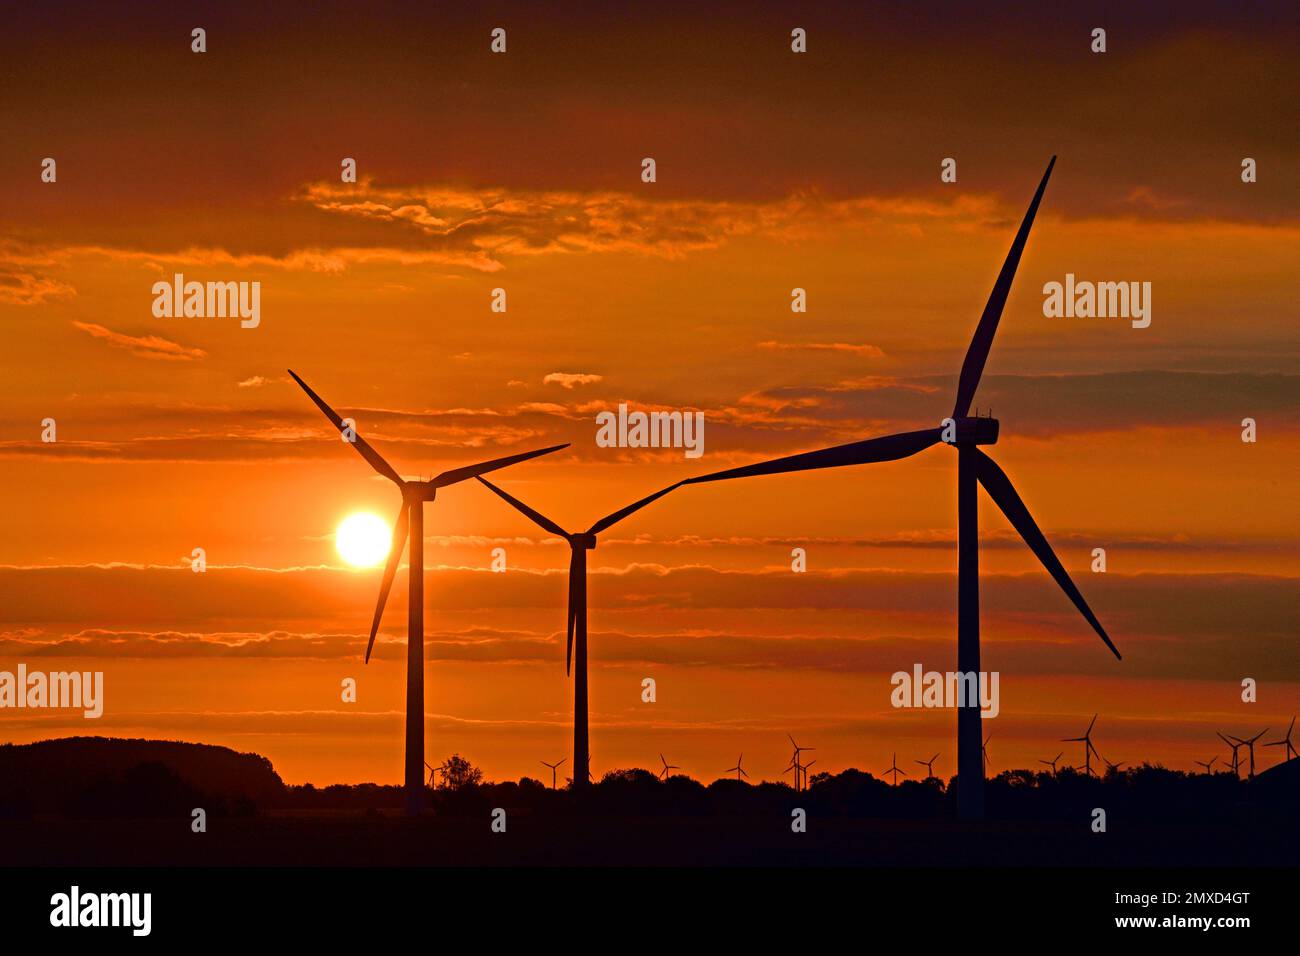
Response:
[424,760,447,788]
[883,753,907,787]
[1039,752,1064,775]
[725,754,749,781]
[679,157,1122,820]
[1228,728,1269,779]
[1194,756,1218,775]
[1063,715,1101,777]
[476,476,681,789]
[659,753,681,780]
[981,734,992,774]
[289,370,567,815]
[1102,757,1126,774]
[1263,716,1297,764]
[786,735,815,792]
[802,759,818,787]
[1217,732,1243,777]
[540,757,567,790]
[915,753,940,778]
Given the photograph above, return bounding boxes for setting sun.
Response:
[335,512,391,568]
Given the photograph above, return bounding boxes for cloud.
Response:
[238,376,269,388]
[0,269,75,305]
[757,341,886,357]
[543,372,604,389]
[71,321,207,362]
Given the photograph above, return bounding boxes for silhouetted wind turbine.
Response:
[915,753,940,778]
[1194,756,1218,775]
[289,370,568,815]
[783,756,803,791]
[1228,728,1269,779]
[1217,732,1243,777]
[424,760,446,788]
[802,758,817,787]
[541,757,567,790]
[659,753,680,780]
[680,158,1121,820]
[883,753,907,787]
[476,476,681,789]
[981,734,992,774]
[1039,752,1064,775]
[1264,716,1297,763]
[1063,715,1101,777]
[726,754,749,781]
[1103,757,1126,774]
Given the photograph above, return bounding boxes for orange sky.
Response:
[1,2,1297,786]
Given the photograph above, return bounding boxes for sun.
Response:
[335,512,391,568]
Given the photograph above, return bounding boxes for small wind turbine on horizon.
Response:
[289,370,568,816]
[725,754,749,782]
[476,476,682,790]
[786,735,815,792]
[658,753,681,780]
[1228,728,1269,779]
[541,757,567,790]
[981,734,992,775]
[883,753,907,787]
[424,760,448,788]
[678,157,1121,820]
[1102,757,1126,774]
[1063,715,1101,777]
[1217,732,1243,777]
[1194,756,1218,775]
[1263,716,1297,764]
[1039,752,1064,775]
[915,753,940,778]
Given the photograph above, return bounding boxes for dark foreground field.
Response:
[7,810,1298,867]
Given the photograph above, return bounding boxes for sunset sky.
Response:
[2,2,1297,787]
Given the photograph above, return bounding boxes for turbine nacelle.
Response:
[402,481,438,502]
[951,416,1000,447]
[570,532,598,550]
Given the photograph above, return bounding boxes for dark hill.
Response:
[0,736,285,818]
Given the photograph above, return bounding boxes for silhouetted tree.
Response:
[439,754,483,790]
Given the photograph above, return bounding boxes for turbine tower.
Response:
[289,370,568,815]
[476,476,681,789]
[1263,716,1297,764]
[981,734,992,775]
[680,158,1121,819]
[540,757,567,790]
[883,752,907,787]
[1063,715,1101,777]
[725,754,749,781]
[915,753,940,778]
[786,735,815,792]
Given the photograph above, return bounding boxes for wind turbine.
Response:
[981,734,992,775]
[883,753,907,787]
[1063,715,1101,777]
[289,370,568,815]
[680,158,1121,819]
[725,754,749,781]
[658,753,681,781]
[802,759,818,787]
[783,755,803,791]
[1038,752,1064,775]
[1102,757,1126,774]
[915,753,940,778]
[476,477,681,789]
[540,757,567,790]
[1228,728,1269,779]
[1194,756,1218,775]
[1217,732,1243,777]
[1264,716,1297,763]
[424,760,448,788]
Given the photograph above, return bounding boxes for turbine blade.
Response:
[974,450,1121,660]
[288,370,403,485]
[1087,714,1098,735]
[587,481,684,535]
[950,156,1056,418]
[682,428,943,485]
[432,443,569,489]
[365,500,410,663]
[475,477,569,537]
